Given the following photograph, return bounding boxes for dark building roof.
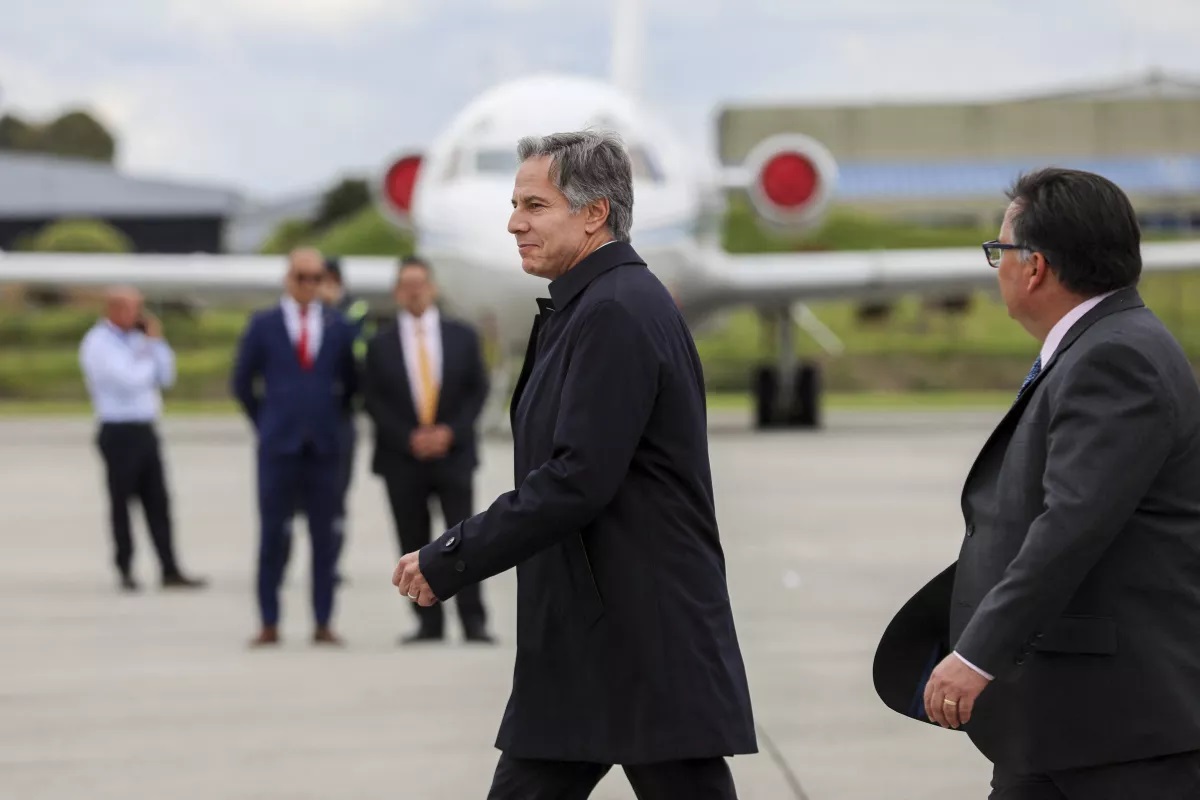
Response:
[0,151,243,218]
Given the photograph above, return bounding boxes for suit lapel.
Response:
[436,320,454,415]
[959,361,1056,497]
[269,307,295,364]
[273,304,329,370]
[387,322,419,419]
[960,287,1145,498]
[311,307,334,368]
[510,299,552,429]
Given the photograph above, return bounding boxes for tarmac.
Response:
[0,409,1004,799]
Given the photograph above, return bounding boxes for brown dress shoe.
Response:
[313,627,343,646]
[249,627,280,647]
[162,573,208,590]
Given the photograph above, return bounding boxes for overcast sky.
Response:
[1,0,1197,201]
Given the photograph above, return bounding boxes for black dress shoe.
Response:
[119,574,140,592]
[162,573,208,590]
[463,627,496,644]
[399,629,444,645]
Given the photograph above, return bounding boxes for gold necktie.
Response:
[415,323,438,425]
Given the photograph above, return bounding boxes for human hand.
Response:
[923,654,990,729]
[141,312,163,339]
[392,551,438,606]
[427,424,453,456]
[410,425,452,459]
[410,428,436,459]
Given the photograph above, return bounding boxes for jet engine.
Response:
[374,153,423,232]
[741,133,838,231]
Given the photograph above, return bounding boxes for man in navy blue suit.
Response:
[232,248,359,647]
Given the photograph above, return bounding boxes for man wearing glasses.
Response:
[232,248,359,648]
[876,168,1200,798]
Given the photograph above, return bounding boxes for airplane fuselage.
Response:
[383,74,729,353]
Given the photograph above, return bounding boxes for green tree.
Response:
[313,207,411,256]
[27,219,133,252]
[258,218,312,254]
[0,114,36,150]
[0,109,116,162]
[40,110,116,162]
[311,177,371,232]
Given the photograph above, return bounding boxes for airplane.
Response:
[4,21,1200,430]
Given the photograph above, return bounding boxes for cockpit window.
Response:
[476,149,519,174]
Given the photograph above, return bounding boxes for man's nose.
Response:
[507,211,525,234]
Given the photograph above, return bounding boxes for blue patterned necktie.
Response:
[1016,356,1042,400]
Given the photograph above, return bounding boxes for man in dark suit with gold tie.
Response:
[363,256,492,644]
[874,168,1200,798]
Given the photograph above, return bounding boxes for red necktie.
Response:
[297,305,312,370]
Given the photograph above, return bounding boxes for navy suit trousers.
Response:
[256,444,342,627]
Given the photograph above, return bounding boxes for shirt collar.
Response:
[399,305,439,328]
[1040,289,1119,365]
[546,240,642,311]
[281,295,320,315]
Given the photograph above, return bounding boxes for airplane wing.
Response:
[0,251,400,305]
[681,240,1200,317]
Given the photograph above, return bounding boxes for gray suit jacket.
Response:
[876,287,1200,774]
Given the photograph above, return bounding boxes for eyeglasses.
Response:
[981,240,1031,268]
[292,272,324,284]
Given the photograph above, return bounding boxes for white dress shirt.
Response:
[398,305,442,416]
[1039,290,1117,366]
[954,289,1119,681]
[280,295,323,360]
[79,320,176,422]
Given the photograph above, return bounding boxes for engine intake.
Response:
[742,133,838,230]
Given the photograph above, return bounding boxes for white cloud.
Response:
[1,0,1197,199]
[166,0,421,38]
[1110,0,1200,34]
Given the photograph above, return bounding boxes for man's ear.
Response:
[584,198,610,235]
[1025,251,1049,292]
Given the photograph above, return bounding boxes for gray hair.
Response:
[516,130,633,242]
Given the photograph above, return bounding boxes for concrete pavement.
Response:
[0,411,999,799]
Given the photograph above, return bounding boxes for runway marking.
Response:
[755,722,811,800]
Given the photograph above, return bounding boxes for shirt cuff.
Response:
[954,651,994,681]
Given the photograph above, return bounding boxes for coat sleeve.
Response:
[79,329,171,396]
[954,341,1176,679]
[419,300,659,599]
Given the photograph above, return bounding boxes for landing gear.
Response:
[754,362,821,429]
[751,305,839,430]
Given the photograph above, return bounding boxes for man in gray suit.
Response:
[873,167,1200,798]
